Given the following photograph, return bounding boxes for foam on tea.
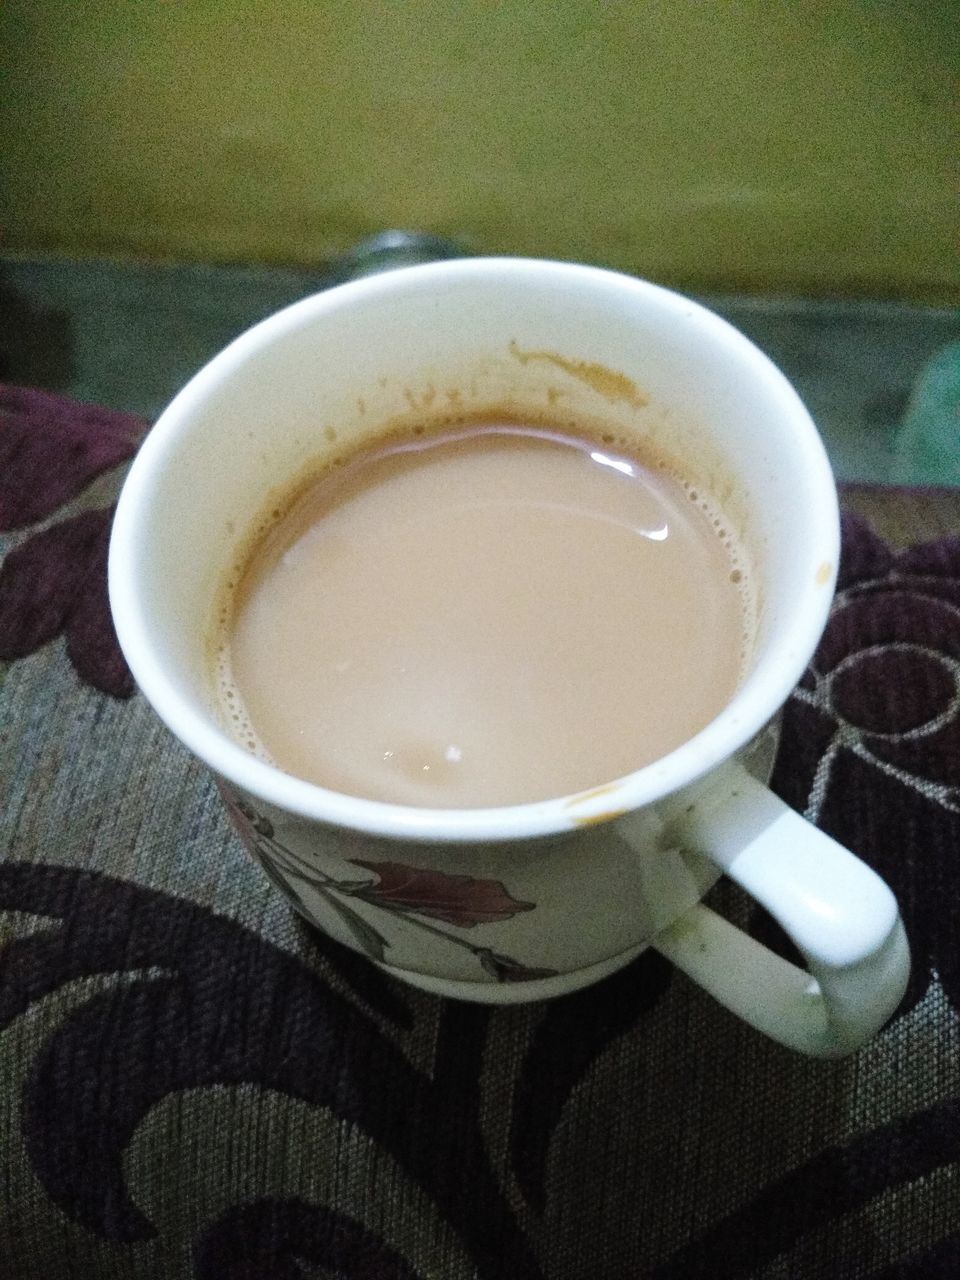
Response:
[217,421,753,807]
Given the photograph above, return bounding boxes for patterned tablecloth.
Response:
[2,386,959,1279]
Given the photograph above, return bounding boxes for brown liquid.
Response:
[220,423,751,807]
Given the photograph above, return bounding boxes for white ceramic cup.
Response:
[109,258,910,1057]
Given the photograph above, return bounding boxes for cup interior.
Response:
[109,258,839,839]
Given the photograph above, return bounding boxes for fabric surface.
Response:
[2,389,960,1278]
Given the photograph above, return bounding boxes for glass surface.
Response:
[1,245,957,486]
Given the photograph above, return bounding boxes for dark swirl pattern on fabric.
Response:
[4,493,960,1277]
[0,865,543,1279]
[194,1200,426,1280]
[0,383,146,695]
[765,515,960,1018]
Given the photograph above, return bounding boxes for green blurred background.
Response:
[2,0,957,301]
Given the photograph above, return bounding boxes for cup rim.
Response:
[108,256,840,843]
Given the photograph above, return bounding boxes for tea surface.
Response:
[221,423,751,807]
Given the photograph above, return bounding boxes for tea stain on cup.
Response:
[564,782,624,810]
[508,340,649,409]
[816,561,834,585]
[403,384,439,412]
[571,808,628,828]
[563,781,629,827]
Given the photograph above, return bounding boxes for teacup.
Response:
[108,258,909,1056]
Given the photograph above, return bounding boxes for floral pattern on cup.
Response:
[222,790,558,984]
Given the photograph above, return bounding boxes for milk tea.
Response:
[218,421,752,807]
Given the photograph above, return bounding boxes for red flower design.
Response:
[218,787,546,978]
[0,384,147,696]
[350,860,535,927]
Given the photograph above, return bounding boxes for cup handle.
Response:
[649,762,910,1057]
